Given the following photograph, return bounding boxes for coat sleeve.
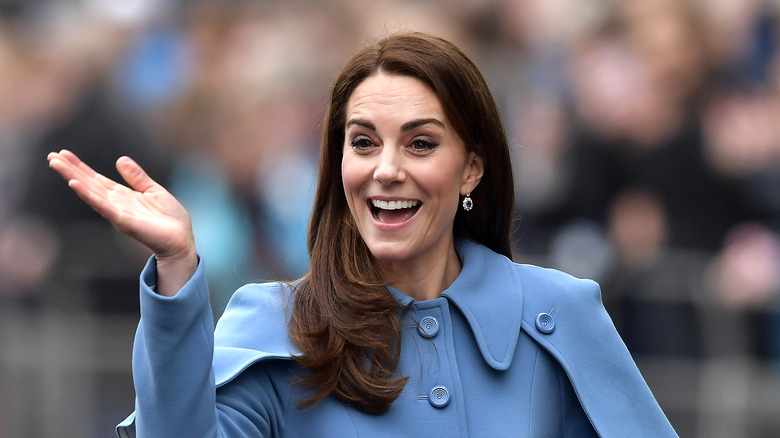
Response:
[116,257,292,438]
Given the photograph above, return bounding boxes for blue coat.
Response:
[117,240,677,437]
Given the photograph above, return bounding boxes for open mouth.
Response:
[370,199,421,224]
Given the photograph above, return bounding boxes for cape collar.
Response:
[388,240,524,370]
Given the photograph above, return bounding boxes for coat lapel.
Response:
[441,240,524,371]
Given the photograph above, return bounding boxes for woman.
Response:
[48,32,676,437]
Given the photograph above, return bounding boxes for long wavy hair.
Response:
[289,32,514,414]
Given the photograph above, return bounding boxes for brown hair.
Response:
[289,32,514,413]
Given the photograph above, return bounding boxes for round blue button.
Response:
[429,385,450,408]
[417,316,440,338]
[535,312,555,334]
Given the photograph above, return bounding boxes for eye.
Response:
[350,135,374,151]
[410,137,439,153]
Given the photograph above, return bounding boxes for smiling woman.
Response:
[48,32,677,437]
[340,73,484,295]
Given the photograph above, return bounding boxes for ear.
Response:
[460,152,484,195]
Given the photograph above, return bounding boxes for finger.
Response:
[62,149,119,191]
[46,151,64,163]
[53,149,82,166]
[49,149,120,192]
[116,156,159,193]
[49,152,136,231]
[47,149,82,179]
[48,154,76,182]
[66,178,117,221]
[48,155,93,189]
[50,149,92,177]
[47,149,76,164]
[68,177,142,232]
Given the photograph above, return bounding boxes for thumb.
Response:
[116,156,158,193]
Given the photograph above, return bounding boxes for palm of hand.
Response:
[47,149,194,261]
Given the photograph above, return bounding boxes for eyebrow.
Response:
[345,118,445,131]
[402,118,444,131]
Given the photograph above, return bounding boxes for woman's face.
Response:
[341,73,483,269]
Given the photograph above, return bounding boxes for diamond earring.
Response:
[462,193,473,211]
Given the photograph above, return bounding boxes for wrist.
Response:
[155,246,198,297]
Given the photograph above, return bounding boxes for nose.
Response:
[373,146,405,185]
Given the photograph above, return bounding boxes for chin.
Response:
[364,240,417,264]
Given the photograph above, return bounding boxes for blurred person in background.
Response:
[601,187,704,360]
[559,0,747,254]
[49,32,676,437]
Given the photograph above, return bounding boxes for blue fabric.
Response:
[117,240,677,437]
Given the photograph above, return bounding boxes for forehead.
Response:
[346,73,445,121]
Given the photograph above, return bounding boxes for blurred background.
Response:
[0,0,779,436]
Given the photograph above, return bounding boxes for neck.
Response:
[378,242,461,301]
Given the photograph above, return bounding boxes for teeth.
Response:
[372,199,419,210]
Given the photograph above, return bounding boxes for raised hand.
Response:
[47,149,196,296]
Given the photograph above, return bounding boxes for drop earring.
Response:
[462,193,473,211]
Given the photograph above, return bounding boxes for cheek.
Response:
[341,155,366,204]
[420,160,467,199]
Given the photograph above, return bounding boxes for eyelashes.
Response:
[350,136,373,150]
[348,136,440,153]
[410,138,439,151]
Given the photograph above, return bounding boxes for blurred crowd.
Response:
[1,0,780,436]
